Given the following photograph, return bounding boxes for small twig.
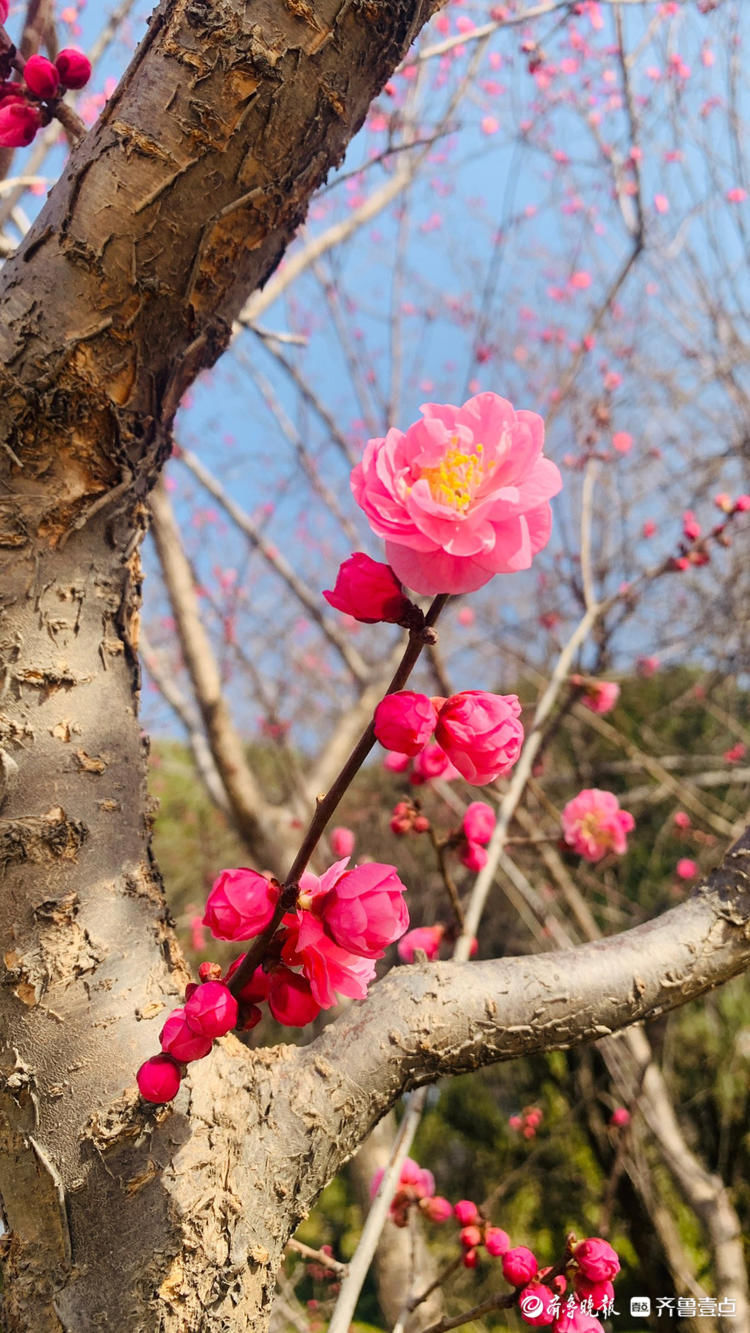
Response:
[285,1238,348,1276]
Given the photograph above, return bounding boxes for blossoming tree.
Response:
[0,1,748,1331]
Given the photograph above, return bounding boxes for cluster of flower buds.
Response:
[373,1158,622,1329]
[375,688,524,786]
[137,858,410,1103]
[390,799,430,835]
[458,800,496,870]
[569,675,620,716]
[0,44,91,148]
[561,788,635,863]
[668,495,750,573]
[509,1105,543,1138]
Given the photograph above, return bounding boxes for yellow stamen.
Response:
[419,445,486,512]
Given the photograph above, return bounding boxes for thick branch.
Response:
[282,830,750,1200]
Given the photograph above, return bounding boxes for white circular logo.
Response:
[520,1293,544,1318]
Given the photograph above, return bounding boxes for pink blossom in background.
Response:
[569,270,592,290]
[460,840,488,871]
[637,655,659,677]
[323,552,411,623]
[203,868,279,941]
[320,862,409,958]
[190,914,206,952]
[682,509,701,541]
[724,741,746,764]
[383,750,412,773]
[676,858,698,880]
[481,115,500,135]
[578,679,620,714]
[654,193,670,214]
[457,605,475,626]
[453,1199,479,1226]
[642,520,657,537]
[351,392,561,595]
[422,1195,453,1223]
[726,187,747,204]
[610,1107,631,1127]
[374,690,437,755]
[562,789,635,862]
[612,431,632,454]
[673,811,691,829]
[410,741,461,784]
[436,691,524,784]
[370,1157,434,1204]
[330,826,355,857]
[462,800,496,844]
[281,912,377,1008]
[397,924,444,962]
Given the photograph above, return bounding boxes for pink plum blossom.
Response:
[320,862,409,958]
[267,967,321,1026]
[460,840,488,872]
[610,1107,631,1127]
[55,48,92,89]
[330,826,355,857]
[676,858,698,880]
[397,924,444,962]
[0,101,41,147]
[136,1054,182,1104]
[184,981,238,1038]
[281,912,376,1008]
[574,1237,620,1282]
[422,1195,453,1222]
[463,800,496,844]
[411,742,461,784]
[611,432,632,453]
[454,1199,480,1225]
[203,868,279,941]
[323,552,412,623]
[518,1284,558,1325]
[485,1226,510,1256]
[160,1008,214,1062]
[435,691,524,784]
[23,55,60,98]
[351,392,562,595]
[503,1246,538,1285]
[576,679,620,714]
[374,691,438,755]
[561,789,635,862]
[673,811,691,829]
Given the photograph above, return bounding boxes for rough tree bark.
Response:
[0,3,749,1331]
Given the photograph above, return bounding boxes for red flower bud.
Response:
[0,101,41,148]
[55,48,92,90]
[24,54,60,99]
[136,1054,182,1103]
[323,552,412,624]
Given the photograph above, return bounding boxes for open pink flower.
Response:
[561,789,635,862]
[320,862,409,958]
[281,913,376,1008]
[518,1283,558,1325]
[374,691,438,755]
[436,691,524,784]
[351,392,562,595]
